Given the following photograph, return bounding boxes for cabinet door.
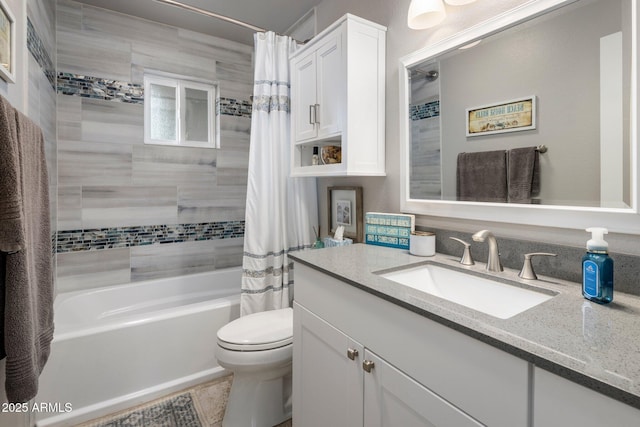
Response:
[363,350,483,427]
[533,367,640,427]
[293,303,364,427]
[315,30,343,138]
[292,51,318,142]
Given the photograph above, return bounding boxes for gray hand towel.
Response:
[508,147,540,204]
[456,150,508,203]
[1,100,54,403]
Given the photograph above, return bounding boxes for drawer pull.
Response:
[347,348,359,360]
[309,105,315,125]
[362,360,375,373]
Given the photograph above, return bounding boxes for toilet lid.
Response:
[217,307,293,351]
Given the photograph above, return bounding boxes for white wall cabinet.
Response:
[533,367,640,427]
[290,14,386,177]
[292,34,342,143]
[293,263,529,427]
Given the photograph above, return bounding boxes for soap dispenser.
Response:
[582,227,614,304]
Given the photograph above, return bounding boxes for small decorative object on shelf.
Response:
[321,145,341,164]
[409,231,436,256]
[365,212,416,250]
[312,226,325,249]
[328,186,364,242]
[312,146,319,165]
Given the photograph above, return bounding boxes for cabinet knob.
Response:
[362,360,375,373]
[347,348,359,360]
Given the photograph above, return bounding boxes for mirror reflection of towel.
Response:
[456,151,508,203]
[508,147,540,204]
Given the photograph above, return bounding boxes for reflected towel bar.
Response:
[536,145,548,153]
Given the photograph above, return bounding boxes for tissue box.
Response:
[323,237,353,248]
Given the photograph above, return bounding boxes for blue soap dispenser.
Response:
[582,227,614,304]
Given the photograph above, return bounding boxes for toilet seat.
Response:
[217,307,293,351]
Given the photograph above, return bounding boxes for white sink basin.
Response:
[380,263,554,319]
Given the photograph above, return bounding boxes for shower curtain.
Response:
[240,32,318,316]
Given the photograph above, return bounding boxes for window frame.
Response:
[144,72,219,149]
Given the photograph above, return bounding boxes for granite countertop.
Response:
[289,243,640,409]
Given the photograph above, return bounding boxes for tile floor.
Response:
[75,375,292,427]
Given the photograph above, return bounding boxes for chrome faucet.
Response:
[472,230,503,272]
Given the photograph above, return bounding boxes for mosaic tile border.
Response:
[27,18,56,89]
[410,100,440,121]
[57,72,253,118]
[219,97,252,118]
[57,72,144,103]
[56,221,245,253]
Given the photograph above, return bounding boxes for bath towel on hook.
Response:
[0,95,54,403]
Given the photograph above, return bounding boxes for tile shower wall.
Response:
[56,0,253,292]
[410,100,441,200]
[27,0,57,280]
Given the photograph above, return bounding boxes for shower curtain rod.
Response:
[153,0,305,44]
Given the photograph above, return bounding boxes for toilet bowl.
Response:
[216,307,293,427]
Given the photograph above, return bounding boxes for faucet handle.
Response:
[449,237,475,266]
[518,252,557,280]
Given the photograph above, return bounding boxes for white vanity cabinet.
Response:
[290,14,386,177]
[293,304,482,427]
[533,367,640,427]
[363,350,483,427]
[293,263,529,427]
[293,304,364,426]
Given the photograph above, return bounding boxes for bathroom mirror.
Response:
[399,0,640,233]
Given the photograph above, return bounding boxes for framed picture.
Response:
[0,0,14,83]
[466,96,536,137]
[327,186,363,242]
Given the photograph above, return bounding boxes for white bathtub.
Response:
[34,268,241,427]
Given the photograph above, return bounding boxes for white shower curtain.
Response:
[240,32,318,316]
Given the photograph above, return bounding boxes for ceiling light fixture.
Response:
[407,0,447,29]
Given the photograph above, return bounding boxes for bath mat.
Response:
[82,392,202,427]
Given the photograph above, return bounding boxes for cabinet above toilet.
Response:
[289,14,386,177]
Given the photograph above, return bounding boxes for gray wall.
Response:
[27,0,57,253]
[55,0,253,292]
[313,0,640,260]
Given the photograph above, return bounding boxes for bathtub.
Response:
[34,268,241,427]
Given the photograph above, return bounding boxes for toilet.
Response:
[216,307,293,427]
